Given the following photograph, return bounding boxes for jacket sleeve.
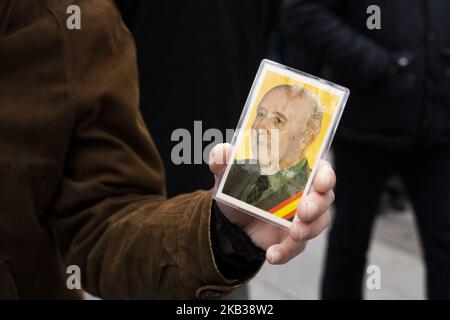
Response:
[45,0,244,299]
[282,0,391,84]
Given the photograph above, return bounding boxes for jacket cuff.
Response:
[210,202,265,279]
[177,190,259,299]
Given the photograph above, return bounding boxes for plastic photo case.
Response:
[214,59,350,229]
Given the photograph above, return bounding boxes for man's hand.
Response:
[210,143,335,265]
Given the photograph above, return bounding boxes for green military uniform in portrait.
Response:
[222,159,311,211]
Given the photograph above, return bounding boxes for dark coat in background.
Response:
[116,0,280,196]
[283,0,450,148]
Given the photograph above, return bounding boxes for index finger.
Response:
[208,143,232,176]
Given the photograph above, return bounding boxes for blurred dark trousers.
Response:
[321,140,450,300]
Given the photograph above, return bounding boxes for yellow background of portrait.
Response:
[235,70,341,167]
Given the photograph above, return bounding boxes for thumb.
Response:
[209,143,232,180]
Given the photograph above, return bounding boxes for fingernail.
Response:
[304,201,317,220]
[305,201,312,218]
[325,169,334,189]
[325,174,331,189]
[296,221,304,240]
[300,201,309,221]
[270,249,281,264]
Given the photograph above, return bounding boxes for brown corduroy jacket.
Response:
[0,0,246,299]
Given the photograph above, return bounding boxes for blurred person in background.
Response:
[283,0,450,299]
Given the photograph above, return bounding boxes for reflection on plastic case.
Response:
[214,59,349,229]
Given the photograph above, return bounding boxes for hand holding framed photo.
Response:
[214,60,349,229]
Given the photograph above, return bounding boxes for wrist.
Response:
[210,201,265,280]
[215,219,235,256]
[212,201,266,261]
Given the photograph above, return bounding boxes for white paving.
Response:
[248,209,425,300]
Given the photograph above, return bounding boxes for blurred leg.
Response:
[385,174,407,211]
[321,141,393,299]
[399,146,450,299]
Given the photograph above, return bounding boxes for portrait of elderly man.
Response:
[223,84,324,212]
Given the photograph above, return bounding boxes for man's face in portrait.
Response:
[252,85,322,173]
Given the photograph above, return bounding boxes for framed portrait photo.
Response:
[214,60,350,229]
